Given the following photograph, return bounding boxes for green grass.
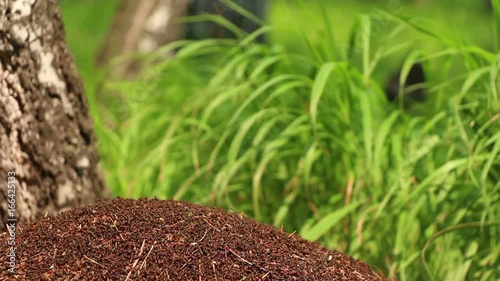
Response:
[62,1,499,280]
[268,0,495,85]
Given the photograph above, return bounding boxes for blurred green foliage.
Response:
[59,0,119,115]
[269,0,495,85]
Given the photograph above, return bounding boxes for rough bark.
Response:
[0,0,110,232]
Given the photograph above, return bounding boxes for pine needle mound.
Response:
[1,198,386,280]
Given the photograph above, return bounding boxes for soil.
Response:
[0,198,387,280]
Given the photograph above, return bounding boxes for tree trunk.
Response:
[0,0,110,232]
[96,0,267,79]
[96,0,189,78]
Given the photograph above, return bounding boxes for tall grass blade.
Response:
[301,202,361,241]
[310,62,336,132]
